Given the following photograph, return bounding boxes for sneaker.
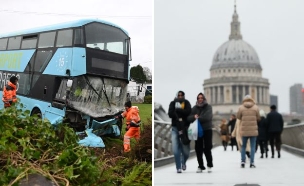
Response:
[207,167,212,173]
[182,164,186,171]
[177,169,182,173]
[241,162,245,168]
[250,164,256,168]
[196,167,203,173]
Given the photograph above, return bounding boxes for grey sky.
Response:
[155,0,304,114]
[0,0,152,70]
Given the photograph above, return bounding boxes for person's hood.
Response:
[242,95,255,108]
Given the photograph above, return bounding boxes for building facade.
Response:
[203,5,270,114]
[289,84,304,115]
[270,95,278,111]
[127,81,152,103]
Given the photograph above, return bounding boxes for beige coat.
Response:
[236,97,260,137]
[231,119,250,151]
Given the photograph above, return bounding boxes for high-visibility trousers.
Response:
[124,127,140,152]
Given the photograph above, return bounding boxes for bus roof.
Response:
[0,18,129,38]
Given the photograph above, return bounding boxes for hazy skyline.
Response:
[155,0,304,114]
[0,0,152,71]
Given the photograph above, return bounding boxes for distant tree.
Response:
[143,67,152,81]
[130,65,147,83]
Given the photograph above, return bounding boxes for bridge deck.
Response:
[154,146,304,186]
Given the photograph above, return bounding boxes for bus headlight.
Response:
[67,79,73,88]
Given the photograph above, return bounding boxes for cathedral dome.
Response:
[210,4,262,70]
[211,39,261,70]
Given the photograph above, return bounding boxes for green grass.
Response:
[133,103,152,125]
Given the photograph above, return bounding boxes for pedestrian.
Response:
[231,118,251,161]
[228,114,238,151]
[236,95,260,168]
[220,118,229,151]
[168,91,192,173]
[266,105,284,158]
[116,101,141,153]
[187,92,213,173]
[2,76,18,108]
[257,110,269,158]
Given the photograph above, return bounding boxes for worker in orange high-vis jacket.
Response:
[2,76,18,108]
[116,101,141,152]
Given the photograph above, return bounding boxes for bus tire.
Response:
[31,108,42,119]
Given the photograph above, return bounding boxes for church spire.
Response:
[229,0,243,40]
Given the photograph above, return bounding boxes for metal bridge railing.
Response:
[154,120,221,167]
[281,123,304,155]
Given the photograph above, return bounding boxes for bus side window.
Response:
[0,38,8,50]
[56,29,73,47]
[17,73,31,95]
[7,36,22,50]
[74,28,84,46]
[34,50,53,72]
[38,32,56,48]
[21,35,38,49]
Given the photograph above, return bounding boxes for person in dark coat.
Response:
[257,110,269,158]
[228,114,238,151]
[187,92,213,173]
[168,91,192,173]
[266,105,284,158]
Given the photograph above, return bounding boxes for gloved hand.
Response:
[115,114,123,119]
[130,122,140,127]
[125,125,130,131]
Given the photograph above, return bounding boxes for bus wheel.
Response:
[31,108,42,119]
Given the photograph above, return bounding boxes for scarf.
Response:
[196,100,207,107]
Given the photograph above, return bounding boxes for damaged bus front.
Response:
[54,76,128,147]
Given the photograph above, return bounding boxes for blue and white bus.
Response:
[0,19,131,147]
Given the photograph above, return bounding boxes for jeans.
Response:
[171,126,190,170]
[241,136,257,164]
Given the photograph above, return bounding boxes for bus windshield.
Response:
[55,76,128,118]
[85,23,129,55]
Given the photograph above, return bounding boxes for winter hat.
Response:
[259,110,266,118]
[10,76,18,83]
[243,95,252,100]
[124,101,132,108]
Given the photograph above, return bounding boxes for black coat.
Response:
[227,119,236,134]
[187,103,213,131]
[168,99,192,129]
[266,111,284,133]
[258,117,268,140]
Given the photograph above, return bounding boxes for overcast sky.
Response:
[0,0,152,70]
[154,0,304,114]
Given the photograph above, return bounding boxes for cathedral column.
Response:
[243,85,245,98]
[218,86,221,103]
[236,85,239,104]
[259,86,262,104]
[212,87,215,104]
[230,86,233,104]
[266,88,269,104]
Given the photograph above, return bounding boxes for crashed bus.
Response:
[0,19,131,147]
